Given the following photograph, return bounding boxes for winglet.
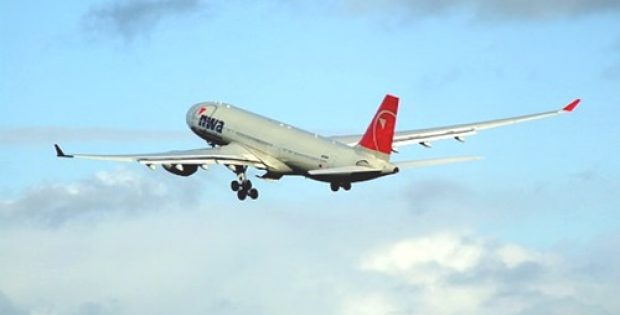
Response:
[54,144,72,158]
[562,99,581,112]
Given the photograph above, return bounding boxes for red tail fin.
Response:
[358,94,399,155]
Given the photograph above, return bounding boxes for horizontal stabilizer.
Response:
[394,156,482,169]
[308,165,381,176]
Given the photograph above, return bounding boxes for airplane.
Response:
[54,95,580,201]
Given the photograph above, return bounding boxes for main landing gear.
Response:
[330,182,351,192]
[230,166,259,201]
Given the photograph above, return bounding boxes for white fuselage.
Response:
[185,102,398,182]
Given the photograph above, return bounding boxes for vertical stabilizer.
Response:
[357,94,399,159]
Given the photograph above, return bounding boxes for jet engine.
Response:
[163,164,198,176]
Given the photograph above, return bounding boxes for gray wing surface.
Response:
[54,143,266,168]
[332,99,580,148]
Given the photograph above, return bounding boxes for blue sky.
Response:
[1,1,619,315]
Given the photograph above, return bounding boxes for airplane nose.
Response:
[186,104,201,127]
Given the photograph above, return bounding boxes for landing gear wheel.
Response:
[237,190,247,201]
[242,180,253,190]
[248,188,259,200]
[231,180,240,191]
[330,182,339,192]
[229,165,259,200]
[342,182,351,191]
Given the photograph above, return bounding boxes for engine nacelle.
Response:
[163,164,198,177]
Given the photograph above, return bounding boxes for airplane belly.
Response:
[308,172,387,183]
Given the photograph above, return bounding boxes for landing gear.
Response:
[330,182,351,192]
[342,182,351,191]
[231,180,240,192]
[248,188,259,200]
[242,180,252,190]
[233,178,257,201]
[330,182,339,192]
[233,179,256,201]
[237,189,247,200]
[229,165,259,201]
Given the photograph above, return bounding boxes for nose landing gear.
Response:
[229,165,259,201]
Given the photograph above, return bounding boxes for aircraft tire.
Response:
[243,180,252,190]
[248,188,259,200]
[330,182,339,192]
[237,190,247,201]
[342,183,351,191]
[231,180,240,191]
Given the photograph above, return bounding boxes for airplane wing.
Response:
[331,99,580,148]
[54,143,266,168]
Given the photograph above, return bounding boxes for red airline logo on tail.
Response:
[358,94,399,155]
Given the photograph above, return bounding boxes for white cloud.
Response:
[343,0,620,20]
[362,233,484,280]
[340,294,397,315]
[0,171,618,315]
[496,243,546,269]
[83,0,206,40]
[360,233,497,314]
[0,291,27,315]
[360,232,616,315]
[0,169,200,227]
